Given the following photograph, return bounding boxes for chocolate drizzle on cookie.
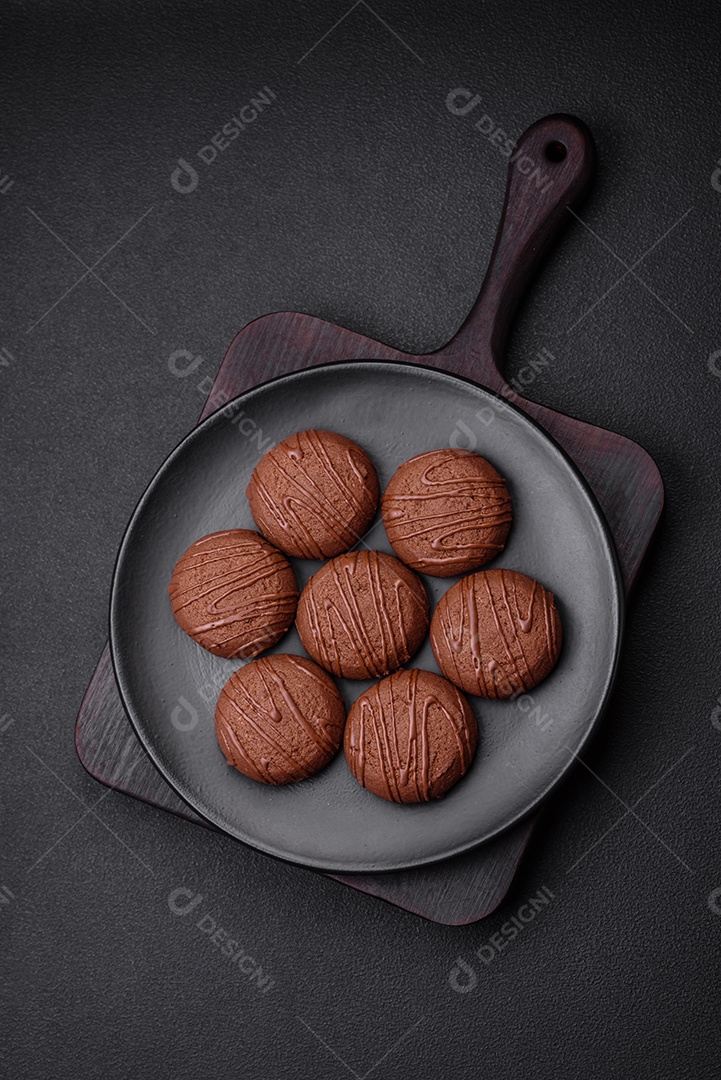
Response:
[215,654,345,784]
[296,550,430,680]
[430,568,562,699]
[247,429,379,559]
[169,529,298,658]
[344,669,478,802]
[382,448,512,576]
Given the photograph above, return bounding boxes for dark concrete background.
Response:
[2,1,720,1076]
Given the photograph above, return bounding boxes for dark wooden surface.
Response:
[75,114,663,924]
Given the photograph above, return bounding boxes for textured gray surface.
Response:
[2,1,720,1077]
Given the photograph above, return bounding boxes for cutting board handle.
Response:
[440,114,596,385]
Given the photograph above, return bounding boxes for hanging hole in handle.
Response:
[545,140,567,163]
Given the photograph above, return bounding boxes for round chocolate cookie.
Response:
[430,568,562,699]
[215,654,345,784]
[168,529,298,659]
[246,429,379,559]
[296,550,430,680]
[382,448,512,576]
[344,668,478,802]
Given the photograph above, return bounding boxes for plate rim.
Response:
[109,358,625,873]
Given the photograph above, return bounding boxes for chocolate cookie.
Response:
[296,550,430,680]
[344,668,478,802]
[215,654,345,784]
[430,568,562,699]
[246,429,379,559]
[382,448,512,576]
[168,529,298,659]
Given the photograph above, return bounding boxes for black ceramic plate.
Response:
[110,362,623,874]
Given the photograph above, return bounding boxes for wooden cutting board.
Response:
[75,114,663,923]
